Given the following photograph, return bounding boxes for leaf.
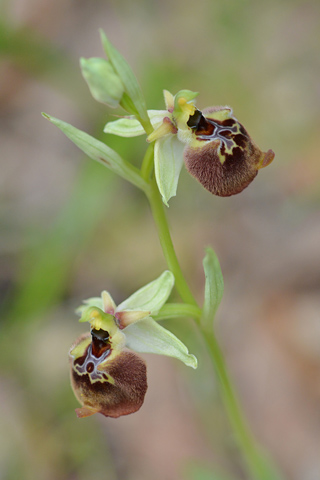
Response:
[100,30,148,122]
[124,318,198,368]
[154,135,185,206]
[117,271,174,314]
[201,247,224,329]
[42,113,147,191]
[104,110,167,137]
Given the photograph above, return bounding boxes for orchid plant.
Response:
[43,31,282,480]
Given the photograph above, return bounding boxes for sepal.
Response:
[154,134,185,206]
[104,110,167,137]
[124,318,198,369]
[117,270,174,314]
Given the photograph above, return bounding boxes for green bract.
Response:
[77,271,197,369]
[201,248,224,329]
[41,113,148,192]
[80,57,124,108]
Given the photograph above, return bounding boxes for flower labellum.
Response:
[69,307,147,418]
[184,106,275,197]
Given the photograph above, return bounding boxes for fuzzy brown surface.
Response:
[71,346,147,418]
[184,141,259,197]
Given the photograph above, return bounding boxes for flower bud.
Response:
[69,327,147,418]
[80,57,124,108]
[184,106,275,196]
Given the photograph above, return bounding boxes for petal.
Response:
[77,291,117,316]
[101,290,116,314]
[124,318,198,369]
[146,118,176,143]
[104,110,167,137]
[154,135,185,206]
[163,90,174,111]
[115,310,150,329]
[117,270,174,314]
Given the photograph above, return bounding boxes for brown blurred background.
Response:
[1,1,320,479]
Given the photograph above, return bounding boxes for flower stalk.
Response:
[146,176,198,307]
[144,159,282,480]
[202,329,283,480]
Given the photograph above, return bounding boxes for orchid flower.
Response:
[69,271,197,418]
[104,89,275,205]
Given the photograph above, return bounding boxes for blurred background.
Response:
[1,0,320,479]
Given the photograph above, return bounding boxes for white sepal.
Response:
[117,271,174,315]
[154,135,185,206]
[104,110,167,137]
[124,318,198,369]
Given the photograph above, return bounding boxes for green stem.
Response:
[141,143,155,181]
[145,158,282,480]
[203,329,282,480]
[155,303,202,322]
[138,116,153,136]
[146,177,198,307]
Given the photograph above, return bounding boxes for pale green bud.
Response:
[80,57,124,108]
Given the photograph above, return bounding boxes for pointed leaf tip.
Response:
[42,113,147,191]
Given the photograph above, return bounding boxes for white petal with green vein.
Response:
[104,110,167,137]
[154,135,185,206]
[124,318,198,368]
[117,270,174,314]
